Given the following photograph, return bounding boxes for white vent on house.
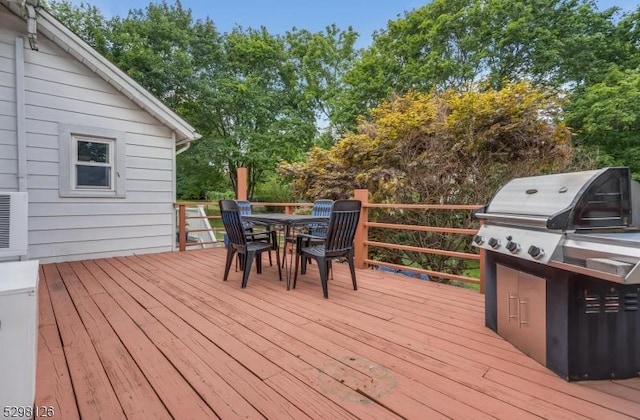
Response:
[0,192,28,258]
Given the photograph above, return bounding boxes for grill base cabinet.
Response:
[0,261,39,417]
[496,265,547,366]
[487,253,640,381]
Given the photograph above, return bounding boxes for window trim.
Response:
[73,136,115,190]
[59,124,126,198]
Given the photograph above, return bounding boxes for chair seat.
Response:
[299,245,325,257]
[245,241,274,252]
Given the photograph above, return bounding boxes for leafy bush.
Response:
[254,174,296,209]
[205,190,235,202]
[280,81,594,282]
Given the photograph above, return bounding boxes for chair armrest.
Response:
[246,231,271,240]
[296,233,324,241]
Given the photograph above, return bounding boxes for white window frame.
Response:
[72,136,114,190]
[59,124,126,198]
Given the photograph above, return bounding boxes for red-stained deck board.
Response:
[117,254,399,419]
[34,248,640,419]
[35,266,79,420]
[139,253,514,419]
[55,263,171,420]
[41,264,126,419]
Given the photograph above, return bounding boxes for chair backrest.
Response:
[219,200,247,247]
[235,200,252,215]
[311,199,333,217]
[310,199,334,237]
[235,200,253,230]
[324,199,361,255]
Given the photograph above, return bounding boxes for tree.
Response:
[334,0,620,128]
[285,24,360,140]
[280,82,592,279]
[194,27,317,198]
[47,0,339,198]
[45,0,110,53]
[566,67,640,176]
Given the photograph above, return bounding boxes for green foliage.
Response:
[45,0,110,53]
[176,141,229,199]
[280,82,592,280]
[285,24,360,138]
[566,67,640,176]
[282,81,578,202]
[253,173,295,204]
[46,0,355,199]
[205,190,235,202]
[335,0,623,128]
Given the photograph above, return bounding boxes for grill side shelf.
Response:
[547,260,640,284]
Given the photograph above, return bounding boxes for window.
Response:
[74,137,113,189]
[59,124,126,198]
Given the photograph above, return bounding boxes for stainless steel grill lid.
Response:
[475,167,635,230]
[472,167,640,284]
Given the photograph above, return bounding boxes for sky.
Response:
[71,0,638,48]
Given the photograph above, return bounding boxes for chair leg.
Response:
[256,253,262,274]
[317,257,329,298]
[300,247,308,275]
[281,243,287,268]
[347,253,357,290]
[223,247,235,281]
[293,250,301,289]
[242,251,256,288]
[274,246,282,281]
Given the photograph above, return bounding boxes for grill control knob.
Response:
[506,241,520,253]
[527,245,545,259]
[488,238,500,249]
[473,235,484,245]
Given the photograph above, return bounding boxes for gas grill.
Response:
[473,167,640,381]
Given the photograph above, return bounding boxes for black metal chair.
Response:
[281,199,333,269]
[235,199,273,267]
[219,200,281,288]
[293,199,361,298]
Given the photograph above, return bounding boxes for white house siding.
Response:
[0,5,178,263]
[0,10,18,191]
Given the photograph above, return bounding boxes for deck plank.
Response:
[147,253,513,419]
[41,264,126,419]
[56,263,171,420]
[172,252,578,419]
[33,248,640,419]
[70,260,218,418]
[119,254,401,420]
[35,267,80,420]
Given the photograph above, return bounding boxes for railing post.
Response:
[284,205,292,214]
[354,189,368,269]
[178,204,186,251]
[237,167,247,200]
[479,220,485,294]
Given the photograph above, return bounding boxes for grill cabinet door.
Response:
[496,264,547,366]
[517,272,547,365]
[497,265,520,343]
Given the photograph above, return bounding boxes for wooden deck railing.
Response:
[175,189,484,292]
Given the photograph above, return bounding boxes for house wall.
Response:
[0,6,178,263]
[0,7,19,192]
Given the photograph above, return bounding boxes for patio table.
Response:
[242,213,329,289]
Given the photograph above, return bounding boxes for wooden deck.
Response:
[35,248,640,419]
